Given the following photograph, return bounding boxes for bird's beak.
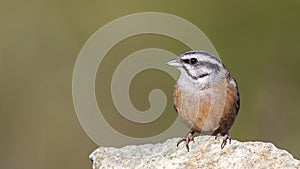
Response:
[166,58,181,67]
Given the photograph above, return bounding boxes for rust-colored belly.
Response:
[173,81,238,135]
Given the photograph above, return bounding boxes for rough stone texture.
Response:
[89,136,300,169]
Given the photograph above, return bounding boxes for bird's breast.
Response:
[173,79,238,135]
[173,83,212,133]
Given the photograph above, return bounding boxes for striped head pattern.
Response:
[167,50,226,85]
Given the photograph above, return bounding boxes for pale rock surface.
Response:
[89,136,300,169]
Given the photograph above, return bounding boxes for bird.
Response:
[167,50,240,151]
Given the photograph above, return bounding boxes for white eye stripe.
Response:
[181,56,222,68]
[180,50,223,67]
[197,58,222,67]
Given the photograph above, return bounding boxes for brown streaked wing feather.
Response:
[213,80,239,135]
[173,83,181,113]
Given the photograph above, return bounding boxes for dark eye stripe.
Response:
[181,50,221,64]
[181,59,220,72]
[181,59,190,64]
[181,58,198,65]
[198,61,220,72]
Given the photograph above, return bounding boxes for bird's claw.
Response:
[177,133,194,152]
[221,134,231,149]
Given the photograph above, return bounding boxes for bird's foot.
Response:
[177,132,195,152]
[221,134,231,149]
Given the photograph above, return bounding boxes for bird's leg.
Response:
[221,133,231,149]
[177,131,195,152]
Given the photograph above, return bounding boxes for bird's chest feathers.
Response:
[174,77,231,133]
[174,81,212,118]
[175,74,213,108]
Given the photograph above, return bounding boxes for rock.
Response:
[89,136,300,169]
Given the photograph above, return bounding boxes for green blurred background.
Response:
[1,0,300,168]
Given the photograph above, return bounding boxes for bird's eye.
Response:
[190,58,198,65]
